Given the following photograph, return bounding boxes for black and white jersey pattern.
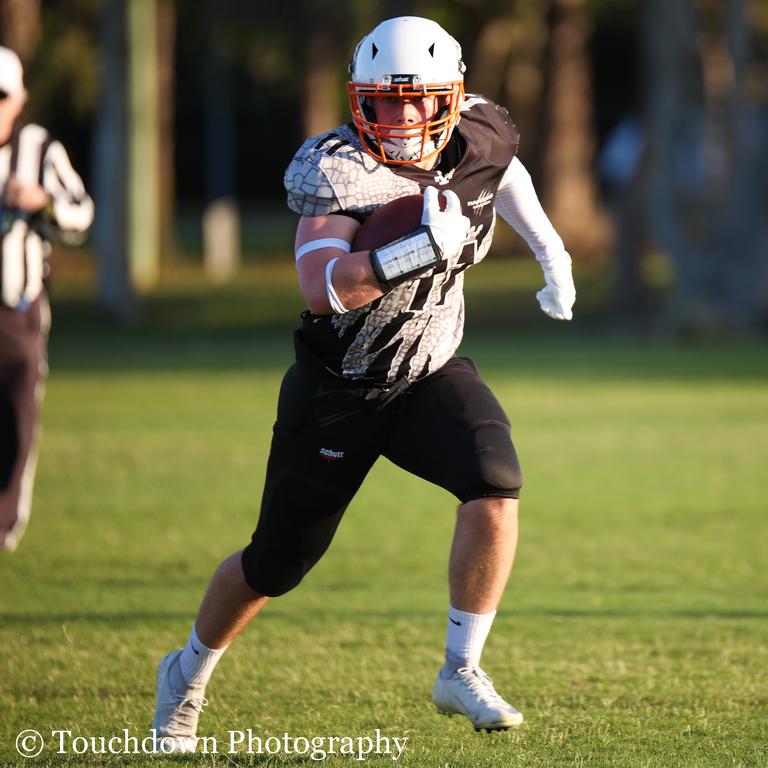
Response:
[284,95,519,384]
[0,122,94,309]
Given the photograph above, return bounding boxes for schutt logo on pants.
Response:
[319,448,345,462]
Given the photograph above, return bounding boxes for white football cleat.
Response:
[152,649,208,752]
[432,666,524,732]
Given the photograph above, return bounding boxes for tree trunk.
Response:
[157,0,176,264]
[94,0,135,318]
[542,0,609,257]
[127,0,161,291]
[203,0,240,283]
[0,0,40,62]
[468,1,548,171]
[302,24,341,138]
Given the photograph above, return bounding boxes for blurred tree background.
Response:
[1,0,767,333]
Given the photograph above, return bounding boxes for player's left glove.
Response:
[537,256,576,321]
[368,187,470,293]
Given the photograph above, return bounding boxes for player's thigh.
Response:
[242,363,384,594]
[383,357,522,503]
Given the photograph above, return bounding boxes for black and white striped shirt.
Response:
[0,121,94,309]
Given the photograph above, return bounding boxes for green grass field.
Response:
[1,266,767,767]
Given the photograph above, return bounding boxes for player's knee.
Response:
[464,420,523,501]
[478,457,523,499]
[241,544,309,597]
[241,528,331,597]
[241,478,345,597]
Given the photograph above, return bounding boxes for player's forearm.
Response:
[494,157,576,321]
[494,157,568,270]
[294,189,470,315]
[299,249,385,315]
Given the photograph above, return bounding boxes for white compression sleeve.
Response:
[493,157,570,271]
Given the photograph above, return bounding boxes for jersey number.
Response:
[313,134,351,157]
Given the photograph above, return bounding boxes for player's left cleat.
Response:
[432,666,524,731]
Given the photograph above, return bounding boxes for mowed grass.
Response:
[1,267,767,767]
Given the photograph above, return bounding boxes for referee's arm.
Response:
[41,140,94,243]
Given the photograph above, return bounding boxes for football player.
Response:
[153,16,575,743]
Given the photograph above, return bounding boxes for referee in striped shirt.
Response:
[0,46,94,551]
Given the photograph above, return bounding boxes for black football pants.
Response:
[241,334,523,597]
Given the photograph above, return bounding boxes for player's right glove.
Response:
[421,186,471,263]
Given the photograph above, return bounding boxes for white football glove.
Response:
[537,258,576,321]
[421,186,471,263]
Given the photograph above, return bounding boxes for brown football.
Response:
[352,194,424,252]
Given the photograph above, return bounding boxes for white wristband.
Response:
[325,258,349,314]
[295,237,351,262]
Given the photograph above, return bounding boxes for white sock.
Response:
[442,606,497,675]
[178,624,227,687]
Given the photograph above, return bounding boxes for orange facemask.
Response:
[347,81,464,165]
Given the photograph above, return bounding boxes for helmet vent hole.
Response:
[428,42,435,57]
[371,43,378,60]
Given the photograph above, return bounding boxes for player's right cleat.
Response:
[432,666,524,731]
[152,649,208,752]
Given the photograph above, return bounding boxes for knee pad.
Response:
[241,478,348,597]
[464,419,523,501]
[241,541,309,597]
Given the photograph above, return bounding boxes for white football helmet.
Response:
[347,17,465,165]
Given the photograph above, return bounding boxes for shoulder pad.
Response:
[285,125,418,217]
[285,131,340,215]
[458,95,520,167]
